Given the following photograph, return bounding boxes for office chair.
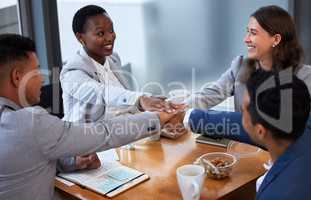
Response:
[38,83,64,118]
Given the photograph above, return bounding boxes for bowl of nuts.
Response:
[198,152,237,179]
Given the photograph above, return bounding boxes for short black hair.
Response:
[72,5,107,34]
[246,69,310,140]
[0,33,36,67]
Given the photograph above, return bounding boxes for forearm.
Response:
[34,109,161,161]
[188,109,256,145]
[186,56,243,110]
[56,157,76,173]
[104,85,142,106]
[186,87,231,109]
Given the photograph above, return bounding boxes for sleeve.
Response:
[61,69,143,108]
[107,52,144,105]
[186,109,257,146]
[56,157,76,172]
[183,108,194,130]
[185,55,243,109]
[111,52,122,66]
[30,107,161,161]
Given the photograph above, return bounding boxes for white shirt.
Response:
[183,108,194,129]
[94,58,124,88]
[92,58,142,107]
[256,161,273,192]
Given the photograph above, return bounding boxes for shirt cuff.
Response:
[125,92,144,105]
[183,108,194,130]
[56,156,76,173]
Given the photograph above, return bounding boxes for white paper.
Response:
[97,149,119,163]
[55,176,75,187]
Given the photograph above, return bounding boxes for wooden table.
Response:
[55,133,269,200]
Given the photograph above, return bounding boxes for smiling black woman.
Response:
[58,5,186,173]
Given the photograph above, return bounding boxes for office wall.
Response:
[294,0,311,64]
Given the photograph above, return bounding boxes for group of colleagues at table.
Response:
[0,4,311,200]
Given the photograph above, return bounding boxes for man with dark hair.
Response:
[0,33,175,200]
[244,69,310,141]
[182,69,311,199]
[0,34,40,106]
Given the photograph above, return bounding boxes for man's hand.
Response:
[162,111,188,139]
[157,111,177,126]
[139,96,186,113]
[75,153,101,170]
[157,109,186,127]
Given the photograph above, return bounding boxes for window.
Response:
[57,0,289,95]
[0,0,20,34]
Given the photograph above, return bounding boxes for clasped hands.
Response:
[139,95,188,138]
[74,96,187,171]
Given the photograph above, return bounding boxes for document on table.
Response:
[96,149,119,163]
[57,149,148,197]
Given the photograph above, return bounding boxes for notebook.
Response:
[57,149,148,197]
[58,161,149,197]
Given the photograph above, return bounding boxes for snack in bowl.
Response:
[210,157,231,167]
[198,152,237,179]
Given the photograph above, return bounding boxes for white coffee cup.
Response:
[176,164,205,200]
[168,89,190,104]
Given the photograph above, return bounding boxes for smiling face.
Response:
[244,17,280,69]
[77,13,116,64]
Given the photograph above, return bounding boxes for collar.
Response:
[0,97,21,111]
[79,47,108,67]
[80,48,111,80]
[77,47,127,87]
[257,123,311,197]
[79,47,95,63]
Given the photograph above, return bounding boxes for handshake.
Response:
[139,95,188,139]
[74,95,188,171]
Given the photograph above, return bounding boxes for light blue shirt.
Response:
[0,97,160,200]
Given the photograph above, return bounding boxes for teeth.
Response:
[247,46,255,50]
[105,45,112,49]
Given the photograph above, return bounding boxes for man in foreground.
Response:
[183,69,311,199]
[0,34,176,200]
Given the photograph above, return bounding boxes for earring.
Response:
[80,40,85,46]
[272,44,276,48]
